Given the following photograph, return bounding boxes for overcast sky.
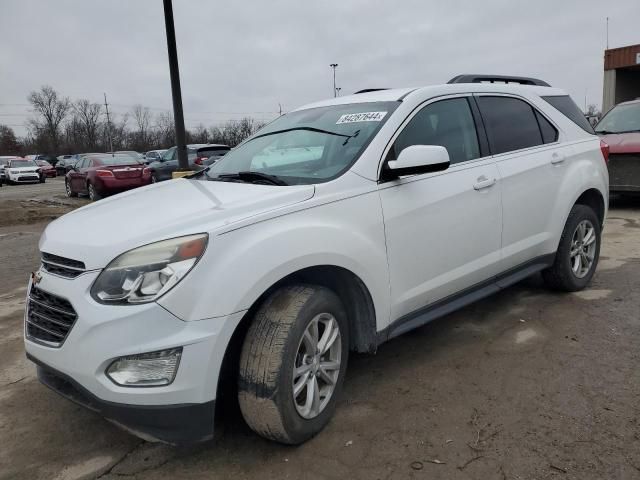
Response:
[1,0,639,137]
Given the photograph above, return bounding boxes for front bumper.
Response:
[24,269,246,443]
[8,173,40,183]
[31,355,215,444]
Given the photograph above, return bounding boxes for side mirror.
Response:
[385,145,450,178]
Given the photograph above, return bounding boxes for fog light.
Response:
[106,347,182,387]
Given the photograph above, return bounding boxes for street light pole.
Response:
[330,63,338,98]
[163,0,188,171]
[335,87,342,97]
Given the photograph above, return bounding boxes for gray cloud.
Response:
[1,0,638,137]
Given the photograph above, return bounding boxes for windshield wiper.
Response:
[215,171,288,186]
[251,126,360,145]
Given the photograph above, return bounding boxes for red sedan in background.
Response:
[35,159,57,178]
[65,154,151,201]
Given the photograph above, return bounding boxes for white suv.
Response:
[25,75,608,445]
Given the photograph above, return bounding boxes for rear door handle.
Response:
[551,152,565,164]
[473,177,497,190]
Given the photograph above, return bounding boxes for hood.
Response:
[9,166,39,172]
[40,178,315,269]
[599,132,640,154]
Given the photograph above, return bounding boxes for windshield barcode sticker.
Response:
[336,111,387,124]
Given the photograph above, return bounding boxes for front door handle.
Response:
[551,152,565,164]
[473,177,497,190]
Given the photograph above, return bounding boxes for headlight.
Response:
[91,234,208,305]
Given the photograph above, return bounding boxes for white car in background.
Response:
[25,75,608,446]
[5,158,42,184]
[0,156,19,184]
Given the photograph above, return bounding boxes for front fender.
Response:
[158,192,391,332]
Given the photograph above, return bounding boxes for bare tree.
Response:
[0,125,21,155]
[132,104,151,150]
[27,85,71,153]
[73,99,103,150]
[154,112,175,148]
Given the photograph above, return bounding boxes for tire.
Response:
[65,180,77,197]
[542,204,601,291]
[39,176,46,183]
[151,173,158,184]
[88,183,102,201]
[238,285,349,445]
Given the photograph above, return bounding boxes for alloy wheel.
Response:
[292,313,342,419]
[65,181,72,197]
[570,219,597,278]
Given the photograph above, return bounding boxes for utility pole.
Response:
[330,63,338,97]
[606,17,609,49]
[278,103,283,116]
[103,93,114,154]
[163,0,189,172]
[335,87,342,97]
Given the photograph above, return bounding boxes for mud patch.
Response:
[515,328,539,344]
[0,199,81,228]
[573,289,612,300]
[52,455,115,480]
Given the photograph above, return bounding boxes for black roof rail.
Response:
[448,74,551,87]
[354,88,390,94]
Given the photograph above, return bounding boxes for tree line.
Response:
[0,85,269,156]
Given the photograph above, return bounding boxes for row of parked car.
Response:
[0,156,56,185]
[0,144,231,199]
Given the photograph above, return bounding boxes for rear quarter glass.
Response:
[542,95,595,134]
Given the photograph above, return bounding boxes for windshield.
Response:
[10,160,36,168]
[595,102,640,134]
[205,102,399,185]
[36,160,51,167]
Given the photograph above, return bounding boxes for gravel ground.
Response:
[1,182,639,480]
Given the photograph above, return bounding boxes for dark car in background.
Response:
[595,99,640,196]
[56,153,99,176]
[35,159,57,178]
[65,154,151,201]
[143,149,167,164]
[147,144,230,182]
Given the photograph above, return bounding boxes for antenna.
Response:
[103,93,114,155]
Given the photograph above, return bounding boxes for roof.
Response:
[294,82,566,111]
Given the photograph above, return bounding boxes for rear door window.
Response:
[477,96,543,154]
[535,111,559,144]
[542,95,594,134]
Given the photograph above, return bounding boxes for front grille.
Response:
[608,154,640,190]
[41,252,86,279]
[26,286,77,347]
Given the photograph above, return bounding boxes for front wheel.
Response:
[542,204,601,291]
[238,285,349,444]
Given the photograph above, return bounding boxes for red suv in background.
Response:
[595,99,640,196]
[65,154,151,201]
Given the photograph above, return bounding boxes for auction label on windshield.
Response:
[336,111,387,124]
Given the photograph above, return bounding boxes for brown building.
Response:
[602,43,640,113]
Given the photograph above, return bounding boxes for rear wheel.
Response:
[39,176,46,183]
[151,173,158,184]
[88,183,102,201]
[238,285,349,444]
[542,204,601,291]
[65,180,77,197]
